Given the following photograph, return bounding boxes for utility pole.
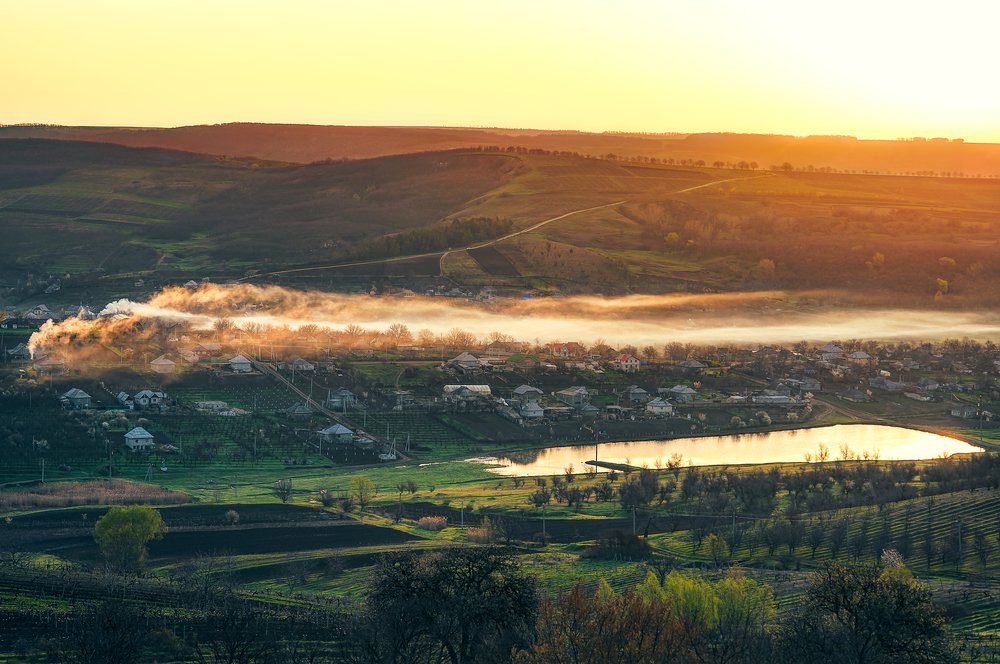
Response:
[40,458,45,483]
[542,504,546,539]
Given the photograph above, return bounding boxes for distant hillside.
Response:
[2,124,998,177]
[1,138,998,307]
[0,139,519,279]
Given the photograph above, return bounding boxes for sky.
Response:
[5,0,998,141]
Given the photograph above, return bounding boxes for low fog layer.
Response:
[29,284,1000,354]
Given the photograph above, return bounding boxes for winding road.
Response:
[239,173,768,282]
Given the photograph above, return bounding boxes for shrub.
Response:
[418,516,448,531]
[467,527,491,543]
[225,509,240,525]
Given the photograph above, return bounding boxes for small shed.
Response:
[124,427,155,452]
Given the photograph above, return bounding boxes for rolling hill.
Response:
[3,123,999,177]
[1,138,999,306]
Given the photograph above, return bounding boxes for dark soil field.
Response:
[467,246,519,276]
[4,503,417,561]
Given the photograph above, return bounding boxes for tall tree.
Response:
[93,505,166,571]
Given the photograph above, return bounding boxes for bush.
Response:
[224,509,240,525]
[586,529,651,561]
[467,527,491,544]
[418,516,448,531]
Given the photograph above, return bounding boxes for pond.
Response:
[472,424,983,476]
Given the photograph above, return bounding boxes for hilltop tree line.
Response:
[352,216,513,260]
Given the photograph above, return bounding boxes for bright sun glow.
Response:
[4,0,999,141]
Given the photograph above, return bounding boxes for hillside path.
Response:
[240,172,766,281]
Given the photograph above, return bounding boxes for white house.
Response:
[116,392,135,409]
[124,427,155,452]
[229,355,254,373]
[555,386,590,407]
[519,401,546,419]
[443,384,492,404]
[512,385,544,403]
[150,355,176,374]
[448,352,483,373]
[133,390,167,410]
[60,388,92,410]
[667,385,698,402]
[622,385,650,405]
[317,423,354,444]
[646,397,675,416]
[290,357,315,372]
[610,354,641,373]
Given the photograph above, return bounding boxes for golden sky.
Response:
[5,0,998,141]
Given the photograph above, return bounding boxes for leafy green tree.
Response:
[93,505,166,570]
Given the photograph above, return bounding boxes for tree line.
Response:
[352,216,513,260]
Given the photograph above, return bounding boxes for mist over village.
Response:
[2,1,1000,663]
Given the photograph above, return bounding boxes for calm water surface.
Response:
[474,424,982,476]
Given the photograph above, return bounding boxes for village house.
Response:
[325,387,357,411]
[177,349,199,363]
[62,305,97,320]
[133,390,167,410]
[5,343,31,362]
[290,357,315,372]
[23,304,54,321]
[555,386,590,407]
[317,423,354,445]
[150,355,176,374]
[840,388,870,403]
[116,392,135,409]
[819,343,844,361]
[646,397,675,416]
[34,356,66,374]
[448,352,483,373]
[869,376,905,392]
[285,402,313,420]
[610,354,641,373]
[229,355,254,373]
[512,384,544,404]
[519,400,546,419]
[548,342,585,359]
[665,385,698,402]
[124,426,155,452]
[950,404,978,419]
[847,351,873,366]
[621,385,651,405]
[678,359,707,373]
[60,388,92,410]
[442,384,492,404]
[193,343,223,358]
